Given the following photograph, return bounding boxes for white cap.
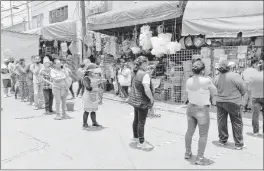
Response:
[43,57,51,63]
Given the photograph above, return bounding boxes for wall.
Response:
[111,1,167,10]
[31,1,80,28]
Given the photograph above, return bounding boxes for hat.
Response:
[86,63,98,71]
[4,58,10,63]
[43,57,51,63]
[217,60,230,70]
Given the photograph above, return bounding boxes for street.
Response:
[1,91,263,169]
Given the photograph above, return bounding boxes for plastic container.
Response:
[66,102,74,111]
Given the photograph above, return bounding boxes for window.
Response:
[32,14,43,29]
[49,6,68,24]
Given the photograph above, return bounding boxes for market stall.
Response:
[24,20,83,82]
[1,30,40,64]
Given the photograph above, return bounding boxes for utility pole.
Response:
[80,0,86,60]
[26,0,32,30]
[9,0,13,26]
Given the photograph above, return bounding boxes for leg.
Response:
[252,98,261,134]
[43,89,49,113]
[133,107,139,138]
[49,89,54,112]
[216,102,229,144]
[137,107,148,143]
[196,106,210,158]
[52,87,61,116]
[226,102,244,147]
[69,83,75,98]
[185,104,198,156]
[91,111,100,126]
[33,83,39,107]
[83,111,89,127]
[61,93,67,115]
[38,84,44,108]
[81,81,85,96]
[77,80,82,96]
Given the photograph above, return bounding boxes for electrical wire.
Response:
[1,1,57,20]
[1,1,34,12]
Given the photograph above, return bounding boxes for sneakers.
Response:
[4,94,8,98]
[137,141,149,149]
[54,115,62,120]
[43,111,51,115]
[253,132,260,136]
[218,141,226,146]
[184,152,192,159]
[92,122,101,127]
[234,146,243,150]
[131,138,139,143]
[62,114,70,119]
[34,106,40,110]
[83,123,89,129]
[195,157,211,165]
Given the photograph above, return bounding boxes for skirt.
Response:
[83,90,99,112]
[2,79,11,88]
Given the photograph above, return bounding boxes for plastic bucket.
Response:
[66,102,74,111]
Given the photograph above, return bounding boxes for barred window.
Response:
[49,6,68,24]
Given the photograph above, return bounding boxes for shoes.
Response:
[131,138,139,143]
[253,132,260,136]
[62,114,70,119]
[43,111,51,115]
[34,106,40,110]
[218,141,226,146]
[184,152,192,159]
[137,141,149,149]
[49,110,56,114]
[195,157,211,165]
[83,123,89,128]
[234,146,244,150]
[4,94,8,98]
[54,115,62,120]
[15,95,17,99]
[92,122,101,127]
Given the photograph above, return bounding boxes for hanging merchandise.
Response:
[201,47,211,58]
[193,37,205,48]
[95,32,102,51]
[61,41,68,53]
[54,40,58,48]
[166,20,181,54]
[68,41,78,54]
[184,36,193,48]
[179,37,186,50]
[139,25,153,52]
[130,26,141,55]
[84,32,94,47]
[213,49,225,59]
[110,36,118,56]
[201,57,212,76]
[255,37,264,46]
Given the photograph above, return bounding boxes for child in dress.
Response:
[82,63,102,128]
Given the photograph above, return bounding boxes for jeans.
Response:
[216,102,244,147]
[10,75,16,92]
[52,86,67,115]
[27,79,34,103]
[76,80,84,96]
[121,86,129,98]
[19,81,28,100]
[185,104,210,158]
[43,89,54,112]
[252,98,264,133]
[34,83,44,107]
[69,83,75,97]
[133,107,148,143]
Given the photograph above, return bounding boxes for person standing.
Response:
[119,62,132,100]
[76,63,86,97]
[8,58,16,94]
[25,56,35,105]
[50,59,70,120]
[249,60,263,135]
[184,60,217,165]
[39,57,54,115]
[214,60,246,150]
[30,56,44,110]
[1,59,11,98]
[16,58,28,102]
[64,63,75,99]
[128,56,154,149]
[82,63,102,128]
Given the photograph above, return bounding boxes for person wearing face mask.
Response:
[39,57,54,115]
[30,56,44,110]
[16,58,28,102]
[82,63,102,128]
[1,59,11,98]
[128,56,154,149]
[50,59,71,120]
[184,60,217,165]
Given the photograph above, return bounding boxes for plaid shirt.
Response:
[39,68,52,89]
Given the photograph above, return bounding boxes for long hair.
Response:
[133,56,148,74]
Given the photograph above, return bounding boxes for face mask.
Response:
[36,61,40,64]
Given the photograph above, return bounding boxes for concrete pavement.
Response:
[1,92,263,169]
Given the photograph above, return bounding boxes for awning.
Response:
[87,1,183,31]
[182,1,263,38]
[24,20,82,41]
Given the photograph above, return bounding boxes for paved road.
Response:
[1,92,263,169]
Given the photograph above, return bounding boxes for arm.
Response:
[207,77,217,96]
[50,70,66,81]
[233,74,246,96]
[83,76,93,91]
[31,64,42,75]
[142,74,154,104]
[122,69,130,77]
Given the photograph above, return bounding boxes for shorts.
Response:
[2,79,11,88]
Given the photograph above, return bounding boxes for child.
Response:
[82,63,102,128]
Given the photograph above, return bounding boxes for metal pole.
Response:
[80,0,86,61]
[9,0,13,26]
[26,1,32,30]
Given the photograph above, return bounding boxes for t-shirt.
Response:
[142,73,151,85]
[30,63,43,84]
[1,64,10,79]
[249,71,263,98]
[119,68,132,86]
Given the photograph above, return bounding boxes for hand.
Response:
[150,98,154,106]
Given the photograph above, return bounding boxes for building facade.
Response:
[30,1,80,29]
[3,21,27,32]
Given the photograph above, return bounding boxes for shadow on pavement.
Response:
[185,155,215,166]
[212,141,238,150]
[84,126,107,132]
[246,132,264,139]
[128,142,154,152]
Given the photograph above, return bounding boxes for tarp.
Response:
[182,1,264,38]
[1,30,39,64]
[87,1,183,31]
[24,20,82,41]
